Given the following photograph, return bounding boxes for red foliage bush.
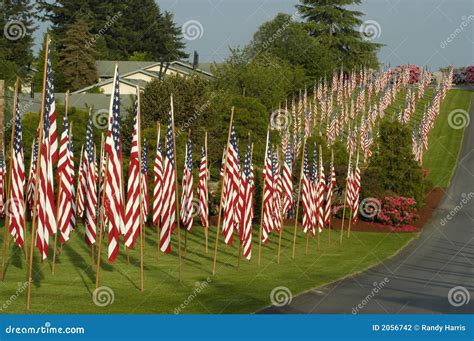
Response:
[390,225,418,232]
[376,196,418,226]
[465,66,474,84]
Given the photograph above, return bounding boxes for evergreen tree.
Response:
[363,120,426,205]
[296,0,381,70]
[0,0,37,85]
[37,0,187,61]
[248,13,337,79]
[58,19,98,91]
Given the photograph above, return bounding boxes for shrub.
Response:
[376,196,418,226]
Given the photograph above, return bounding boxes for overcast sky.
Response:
[34,0,473,70]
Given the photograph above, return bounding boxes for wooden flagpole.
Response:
[0,77,19,281]
[237,133,250,269]
[136,86,145,291]
[339,152,352,244]
[204,130,208,254]
[95,133,109,289]
[276,146,284,264]
[212,107,234,275]
[95,154,108,289]
[52,91,69,274]
[27,35,50,310]
[292,137,307,258]
[317,144,322,251]
[183,129,191,256]
[170,94,183,283]
[75,145,84,212]
[156,122,161,259]
[328,149,334,244]
[91,143,96,267]
[257,128,270,266]
[347,150,359,238]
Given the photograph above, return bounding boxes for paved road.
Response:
[260,96,474,314]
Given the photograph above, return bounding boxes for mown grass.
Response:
[0,224,414,314]
[421,89,472,187]
[0,88,471,314]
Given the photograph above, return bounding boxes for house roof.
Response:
[95,60,213,78]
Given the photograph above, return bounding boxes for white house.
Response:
[74,60,213,95]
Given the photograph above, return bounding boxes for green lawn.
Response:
[0,225,413,314]
[422,89,473,187]
[0,88,471,314]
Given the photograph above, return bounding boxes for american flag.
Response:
[316,148,326,233]
[301,144,312,235]
[124,94,141,249]
[198,146,209,228]
[352,154,361,224]
[56,116,75,244]
[272,148,283,232]
[261,130,274,243]
[9,96,25,248]
[26,135,38,209]
[0,144,5,218]
[222,122,240,245]
[324,153,336,226]
[84,112,97,246]
[160,110,176,254]
[281,137,293,217]
[345,155,355,215]
[104,65,124,262]
[141,140,149,222]
[76,146,86,218]
[240,141,254,260]
[310,145,318,236]
[152,126,163,226]
[36,43,58,260]
[180,137,193,231]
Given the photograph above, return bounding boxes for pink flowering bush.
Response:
[465,66,474,84]
[376,196,418,226]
